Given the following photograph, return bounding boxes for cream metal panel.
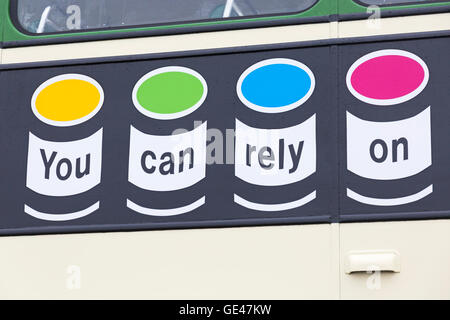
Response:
[340,220,450,299]
[1,23,333,64]
[2,13,450,65]
[338,12,450,38]
[0,224,340,299]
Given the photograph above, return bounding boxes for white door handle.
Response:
[345,250,401,274]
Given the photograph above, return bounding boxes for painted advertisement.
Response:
[0,35,449,235]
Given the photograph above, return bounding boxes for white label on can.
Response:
[26,129,103,197]
[128,122,207,191]
[347,107,431,180]
[235,115,316,186]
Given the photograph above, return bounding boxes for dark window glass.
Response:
[16,0,317,34]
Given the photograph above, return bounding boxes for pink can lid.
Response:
[346,50,429,106]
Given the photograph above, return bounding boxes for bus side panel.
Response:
[0,225,339,299]
[338,19,450,299]
[340,220,450,299]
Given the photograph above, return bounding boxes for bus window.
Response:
[16,0,318,34]
[357,0,447,5]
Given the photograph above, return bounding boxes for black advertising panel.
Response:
[0,45,338,235]
[0,33,449,236]
[339,36,450,221]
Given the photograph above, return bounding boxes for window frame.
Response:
[10,0,320,36]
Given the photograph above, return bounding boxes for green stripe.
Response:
[3,0,450,43]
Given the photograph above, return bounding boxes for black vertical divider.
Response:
[331,43,340,224]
